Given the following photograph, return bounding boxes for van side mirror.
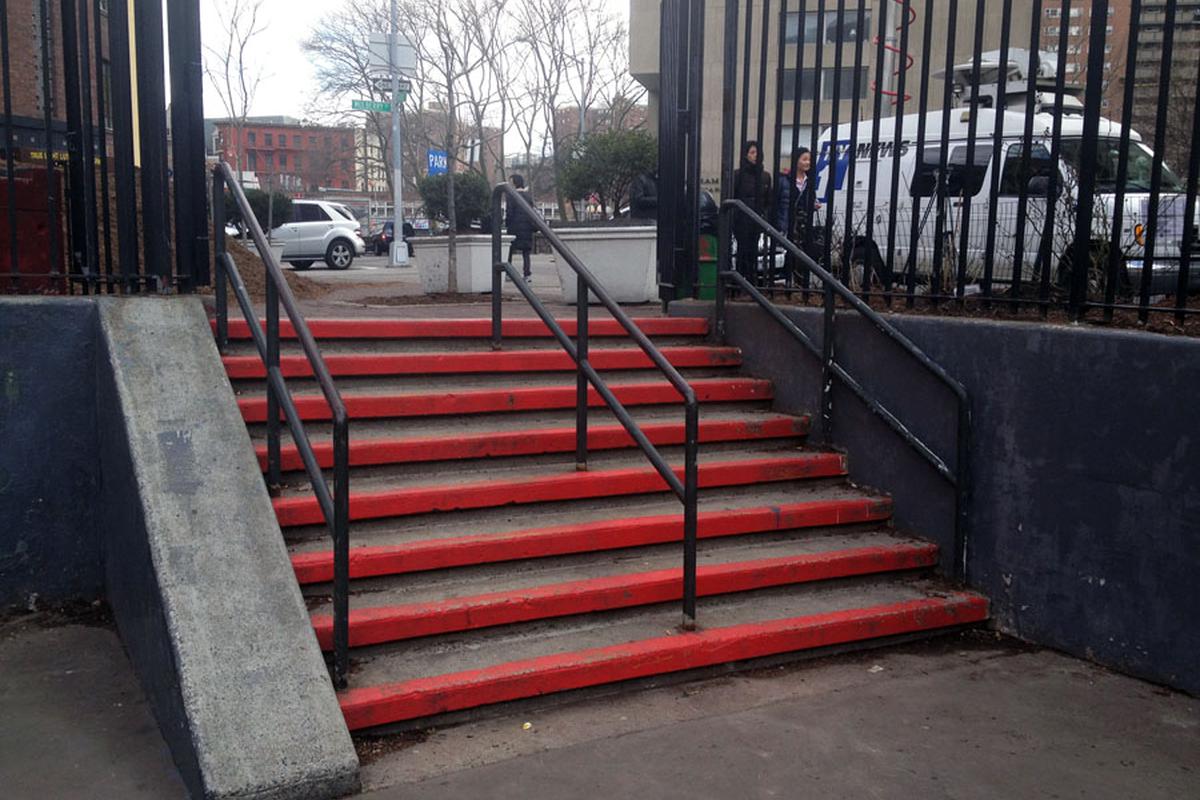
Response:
[1027,175,1058,198]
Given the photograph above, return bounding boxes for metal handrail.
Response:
[211,162,351,688]
[490,184,701,628]
[717,200,973,582]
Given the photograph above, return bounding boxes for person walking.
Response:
[505,174,535,279]
[732,141,772,283]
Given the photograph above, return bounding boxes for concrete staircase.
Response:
[219,315,987,732]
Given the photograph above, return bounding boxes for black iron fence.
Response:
[662,0,1200,324]
[1,0,208,294]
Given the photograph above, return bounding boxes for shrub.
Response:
[417,171,491,231]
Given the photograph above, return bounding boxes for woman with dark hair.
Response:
[774,147,819,261]
[732,140,772,281]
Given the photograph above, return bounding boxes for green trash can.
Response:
[696,234,718,300]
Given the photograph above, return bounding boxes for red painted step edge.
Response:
[337,594,989,729]
[215,316,709,341]
[223,346,742,380]
[274,454,847,528]
[262,416,809,472]
[238,377,773,423]
[311,543,938,650]
[291,497,894,584]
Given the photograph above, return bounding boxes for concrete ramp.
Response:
[95,297,358,799]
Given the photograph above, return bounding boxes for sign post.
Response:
[368,24,416,267]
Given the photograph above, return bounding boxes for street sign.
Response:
[352,99,391,113]
[427,149,448,176]
[368,33,416,75]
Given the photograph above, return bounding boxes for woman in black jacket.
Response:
[505,174,535,279]
[732,141,772,282]
[775,147,820,261]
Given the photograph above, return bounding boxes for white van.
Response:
[810,75,1195,295]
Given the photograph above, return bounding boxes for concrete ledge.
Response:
[96,297,359,799]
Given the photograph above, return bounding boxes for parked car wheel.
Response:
[290,260,314,270]
[325,239,355,270]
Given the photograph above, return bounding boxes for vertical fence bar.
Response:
[843,5,867,294]
[721,0,740,201]
[213,170,228,350]
[756,0,771,147]
[768,0,788,286]
[740,0,754,147]
[824,0,845,283]
[92,0,113,285]
[788,0,807,293]
[134,0,171,290]
[1176,54,1200,323]
[61,0,86,283]
[685,0,705,298]
[904,1,936,307]
[576,273,588,470]
[1068,0,1111,319]
[864,0,889,297]
[885,1,912,302]
[1010,3,1042,312]
[40,0,61,287]
[716,204,731,340]
[107,0,138,287]
[1037,0,1072,312]
[807,2,826,294]
[0,0,17,290]
[929,0,957,306]
[1105,1,1141,322]
[77,0,99,287]
[491,190,503,349]
[168,0,210,289]
[1139,0,1178,323]
[981,1,1013,306]
[954,1,986,302]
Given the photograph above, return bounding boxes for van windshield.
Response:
[1059,139,1182,193]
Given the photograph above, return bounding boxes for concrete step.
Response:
[257,412,808,472]
[271,450,848,528]
[222,345,743,380]
[238,376,774,423]
[215,315,710,343]
[289,491,894,583]
[336,577,988,730]
[307,532,936,649]
[220,334,713,357]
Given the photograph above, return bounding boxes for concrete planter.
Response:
[413,235,494,294]
[553,226,657,304]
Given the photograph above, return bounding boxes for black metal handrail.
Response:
[717,200,973,582]
[490,184,701,628]
[211,162,351,688]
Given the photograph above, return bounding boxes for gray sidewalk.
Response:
[6,611,1195,799]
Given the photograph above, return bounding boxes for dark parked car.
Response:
[369,220,415,257]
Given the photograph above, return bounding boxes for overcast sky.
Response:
[200,0,632,121]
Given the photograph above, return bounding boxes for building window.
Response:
[785,10,872,45]
[309,135,317,146]
[822,67,869,100]
[279,133,287,147]
[782,68,819,101]
[248,131,256,145]
[295,154,302,170]
[264,133,273,146]
[248,151,257,171]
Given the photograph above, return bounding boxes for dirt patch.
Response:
[200,240,328,302]
[354,729,431,765]
[0,600,113,639]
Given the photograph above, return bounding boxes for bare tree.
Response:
[204,0,267,187]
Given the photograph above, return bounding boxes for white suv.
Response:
[272,200,366,270]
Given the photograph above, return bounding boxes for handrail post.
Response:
[576,273,589,471]
[212,168,228,351]
[955,398,972,584]
[715,206,731,342]
[332,412,350,689]
[820,282,836,446]
[491,188,503,350]
[682,401,699,630]
[265,277,282,494]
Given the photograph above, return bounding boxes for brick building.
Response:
[207,116,358,193]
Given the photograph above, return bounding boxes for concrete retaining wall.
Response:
[0,299,103,609]
[675,300,1200,695]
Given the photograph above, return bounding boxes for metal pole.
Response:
[390,0,409,266]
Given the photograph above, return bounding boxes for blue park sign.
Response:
[427,149,448,176]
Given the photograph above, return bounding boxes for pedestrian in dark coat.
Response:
[505,174,535,279]
[629,169,658,221]
[732,140,772,282]
[775,147,820,259]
